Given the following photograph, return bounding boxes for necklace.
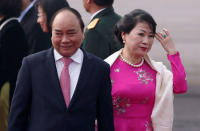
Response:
[119,54,144,68]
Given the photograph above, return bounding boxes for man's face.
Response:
[51,10,84,57]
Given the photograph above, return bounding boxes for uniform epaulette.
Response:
[87,18,100,30]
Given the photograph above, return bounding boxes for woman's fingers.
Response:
[163,28,169,36]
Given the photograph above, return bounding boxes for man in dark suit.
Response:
[19,0,51,54]
[82,0,123,59]
[8,7,114,131]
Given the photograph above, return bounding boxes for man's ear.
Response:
[87,0,92,4]
[121,32,125,40]
[82,32,85,39]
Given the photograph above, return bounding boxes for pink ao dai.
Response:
[110,52,187,131]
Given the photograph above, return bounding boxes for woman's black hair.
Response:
[36,0,70,31]
[114,9,157,44]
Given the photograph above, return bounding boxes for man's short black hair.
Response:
[93,0,114,6]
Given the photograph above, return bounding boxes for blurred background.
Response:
[69,0,200,130]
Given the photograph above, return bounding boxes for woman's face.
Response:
[37,6,49,32]
[122,22,155,57]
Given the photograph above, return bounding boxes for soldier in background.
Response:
[82,0,123,59]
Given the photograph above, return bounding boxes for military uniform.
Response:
[82,6,123,59]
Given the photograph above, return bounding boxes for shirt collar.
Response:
[18,0,37,22]
[90,8,106,21]
[54,48,83,64]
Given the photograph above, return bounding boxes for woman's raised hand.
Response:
[155,28,177,55]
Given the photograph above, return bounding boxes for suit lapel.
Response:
[68,50,92,109]
[45,48,92,110]
[45,48,67,109]
[20,6,35,25]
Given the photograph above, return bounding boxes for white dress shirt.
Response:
[54,48,83,99]
[90,8,106,21]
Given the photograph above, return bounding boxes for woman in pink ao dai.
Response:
[105,9,187,131]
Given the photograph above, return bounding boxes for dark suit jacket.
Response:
[8,48,114,131]
[20,5,51,54]
[0,17,28,103]
[82,6,123,59]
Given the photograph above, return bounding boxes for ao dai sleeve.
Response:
[167,52,188,94]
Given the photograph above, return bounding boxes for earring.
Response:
[122,34,125,43]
